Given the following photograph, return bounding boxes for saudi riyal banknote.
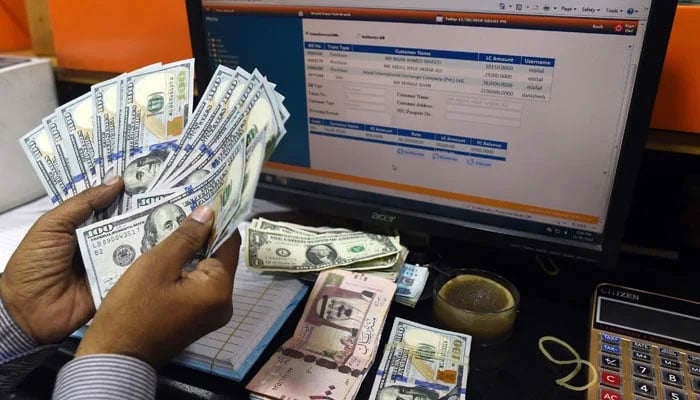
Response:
[244,227,401,273]
[369,318,471,400]
[246,269,396,400]
[56,93,99,185]
[77,134,244,307]
[118,59,195,211]
[19,125,74,204]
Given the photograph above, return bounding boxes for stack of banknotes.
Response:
[244,217,409,280]
[244,218,433,307]
[369,318,472,399]
[247,269,397,400]
[19,59,289,307]
[395,263,430,307]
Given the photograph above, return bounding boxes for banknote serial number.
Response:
[91,229,138,251]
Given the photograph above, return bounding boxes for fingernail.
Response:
[191,206,213,224]
[103,176,120,186]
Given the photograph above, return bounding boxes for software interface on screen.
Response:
[202,0,652,248]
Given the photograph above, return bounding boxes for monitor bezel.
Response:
[187,0,678,268]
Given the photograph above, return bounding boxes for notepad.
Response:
[173,262,307,380]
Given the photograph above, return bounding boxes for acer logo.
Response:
[371,212,397,223]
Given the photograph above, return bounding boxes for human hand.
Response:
[0,177,124,344]
[75,206,240,367]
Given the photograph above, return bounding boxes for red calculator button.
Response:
[602,371,621,388]
[601,389,622,400]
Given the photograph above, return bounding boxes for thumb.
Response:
[146,206,214,280]
[42,177,124,229]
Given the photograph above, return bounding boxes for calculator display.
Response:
[597,297,700,346]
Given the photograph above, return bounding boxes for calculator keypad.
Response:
[595,334,700,400]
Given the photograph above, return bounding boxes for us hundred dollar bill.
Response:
[369,318,471,400]
[77,135,244,307]
[162,70,262,188]
[56,93,99,185]
[92,74,123,179]
[208,129,267,253]
[42,114,90,192]
[19,125,74,204]
[119,59,195,211]
[244,228,401,273]
[112,63,163,178]
[149,65,245,189]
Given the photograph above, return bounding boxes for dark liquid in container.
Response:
[438,275,515,313]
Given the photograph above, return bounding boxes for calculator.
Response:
[588,283,700,400]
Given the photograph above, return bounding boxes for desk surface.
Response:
[13,288,589,400]
[9,209,697,399]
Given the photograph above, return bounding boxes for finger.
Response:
[193,229,241,287]
[147,206,214,280]
[43,177,124,229]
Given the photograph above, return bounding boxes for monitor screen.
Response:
[197,0,675,265]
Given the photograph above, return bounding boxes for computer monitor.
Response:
[190,0,677,268]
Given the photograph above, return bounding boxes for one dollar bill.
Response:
[245,228,400,273]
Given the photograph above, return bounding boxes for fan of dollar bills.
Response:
[19,59,289,307]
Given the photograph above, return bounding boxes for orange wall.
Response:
[651,5,700,134]
[48,0,192,72]
[0,0,31,51]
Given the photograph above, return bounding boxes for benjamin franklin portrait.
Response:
[141,203,186,254]
[176,169,210,187]
[123,150,168,195]
[306,244,338,265]
[377,385,440,400]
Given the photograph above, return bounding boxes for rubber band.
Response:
[538,335,598,391]
[536,255,560,276]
